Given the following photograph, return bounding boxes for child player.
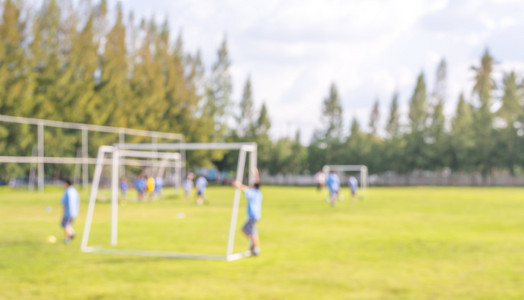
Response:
[195,174,208,205]
[348,175,359,202]
[183,173,194,201]
[60,179,80,243]
[326,171,340,207]
[119,177,128,203]
[232,168,262,256]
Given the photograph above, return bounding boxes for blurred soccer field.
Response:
[1,185,523,299]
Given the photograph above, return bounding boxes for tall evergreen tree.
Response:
[236,76,255,139]
[408,72,427,134]
[97,1,129,127]
[383,92,402,172]
[321,82,344,141]
[385,92,400,139]
[427,59,448,169]
[496,72,521,174]
[450,93,475,172]
[368,98,380,137]
[498,72,521,126]
[31,0,62,119]
[162,30,194,136]
[254,102,272,170]
[129,18,156,130]
[204,36,233,142]
[406,72,428,170]
[367,98,383,173]
[0,0,32,116]
[60,8,98,124]
[471,49,496,177]
[143,19,168,131]
[0,0,33,178]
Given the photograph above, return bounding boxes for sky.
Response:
[116,0,524,143]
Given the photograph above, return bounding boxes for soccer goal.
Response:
[80,142,257,261]
[322,165,368,193]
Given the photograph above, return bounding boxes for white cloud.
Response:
[113,0,524,143]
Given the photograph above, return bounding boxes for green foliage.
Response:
[321,82,344,142]
[385,92,400,139]
[204,36,233,143]
[498,72,521,124]
[471,49,496,177]
[368,98,380,137]
[450,94,475,172]
[427,59,449,170]
[0,1,523,180]
[236,76,256,139]
[405,73,429,170]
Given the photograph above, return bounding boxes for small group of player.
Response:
[315,170,359,207]
[59,170,263,257]
[123,175,163,202]
[182,172,209,205]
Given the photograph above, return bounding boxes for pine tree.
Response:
[427,59,448,169]
[471,49,496,177]
[385,92,400,139]
[497,72,521,175]
[321,82,344,142]
[204,36,233,142]
[406,72,428,170]
[346,117,366,164]
[31,0,62,120]
[254,102,272,170]
[0,0,34,179]
[368,98,380,137]
[450,93,475,172]
[498,72,521,126]
[60,6,98,124]
[384,92,402,172]
[236,76,256,139]
[162,29,191,135]
[183,49,208,140]
[98,3,129,127]
[408,72,427,133]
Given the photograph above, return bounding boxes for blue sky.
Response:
[117,0,524,142]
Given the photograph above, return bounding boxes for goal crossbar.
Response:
[81,143,257,261]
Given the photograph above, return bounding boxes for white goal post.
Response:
[81,142,257,261]
[322,165,368,193]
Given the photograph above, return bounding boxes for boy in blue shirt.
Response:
[119,177,128,203]
[134,175,147,201]
[195,175,208,205]
[61,179,80,244]
[154,176,163,200]
[233,168,262,256]
[348,175,359,202]
[326,171,340,207]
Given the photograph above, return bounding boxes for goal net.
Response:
[80,142,257,261]
[322,165,368,193]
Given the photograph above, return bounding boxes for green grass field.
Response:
[1,185,523,299]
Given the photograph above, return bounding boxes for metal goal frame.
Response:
[81,142,257,261]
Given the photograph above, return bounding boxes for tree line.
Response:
[0,0,523,182]
[306,53,524,180]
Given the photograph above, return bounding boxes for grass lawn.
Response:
[1,185,523,299]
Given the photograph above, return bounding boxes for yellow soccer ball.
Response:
[47,235,57,244]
